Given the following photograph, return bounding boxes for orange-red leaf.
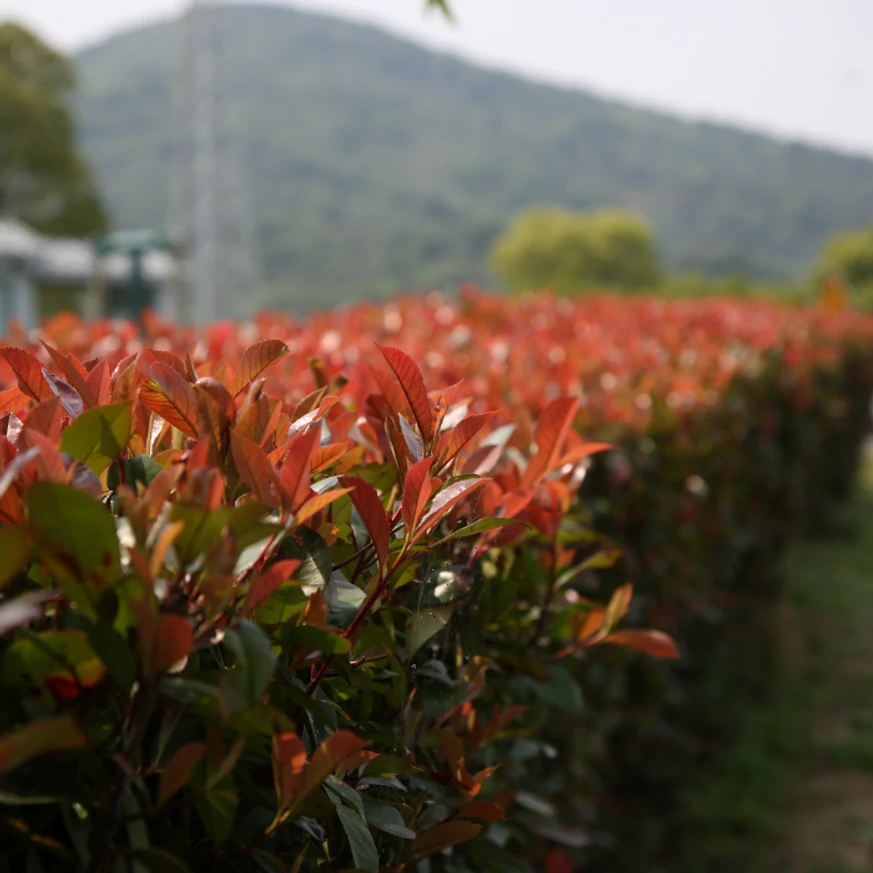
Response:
[272,731,308,812]
[522,396,579,487]
[150,614,193,674]
[0,347,52,402]
[340,476,391,569]
[278,427,320,512]
[0,715,87,776]
[297,731,368,805]
[402,456,434,534]
[376,344,435,444]
[414,478,488,541]
[228,340,289,398]
[294,486,354,526]
[230,431,281,508]
[458,800,506,821]
[21,397,63,440]
[412,821,481,857]
[85,358,110,406]
[139,363,200,438]
[603,629,679,659]
[244,559,301,616]
[310,441,353,473]
[0,385,27,416]
[159,741,206,804]
[437,411,496,469]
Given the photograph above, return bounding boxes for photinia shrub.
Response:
[0,339,671,872]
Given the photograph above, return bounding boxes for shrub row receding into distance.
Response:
[1,286,872,872]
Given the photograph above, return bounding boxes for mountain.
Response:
[74,3,873,310]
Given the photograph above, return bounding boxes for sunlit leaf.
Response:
[139,363,199,439]
[60,402,131,475]
[228,339,289,398]
[376,344,435,444]
[602,629,679,659]
[339,476,391,570]
[0,347,52,402]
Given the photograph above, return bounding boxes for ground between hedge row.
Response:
[676,453,873,873]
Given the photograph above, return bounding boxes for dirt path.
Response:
[677,460,873,873]
[765,461,873,873]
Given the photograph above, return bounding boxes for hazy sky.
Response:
[7,0,873,157]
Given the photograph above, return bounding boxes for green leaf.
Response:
[336,805,379,873]
[325,776,365,816]
[363,800,416,839]
[108,454,163,491]
[131,848,191,873]
[0,526,30,590]
[219,621,277,719]
[27,483,121,602]
[60,401,131,475]
[431,517,524,546]
[286,625,351,655]
[169,504,231,568]
[87,622,136,693]
[0,630,105,693]
[255,583,307,625]
[405,605,455,656]
[196,788,237,845]
[324,573,366,628]
[281,526,331,592]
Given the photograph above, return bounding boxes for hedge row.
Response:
[1,290,872,872]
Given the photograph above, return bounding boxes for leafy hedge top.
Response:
[4,289,870,435]
[0,330,671,873]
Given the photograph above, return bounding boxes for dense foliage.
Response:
[74,4,873,310]
[489,209,660,294]
[0,321,668,872]
[2,289,872,871]
[0,23,107,236]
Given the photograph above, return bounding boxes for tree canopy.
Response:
[0,22,108,236]
[490,207,661,294]
[813,225,873,289]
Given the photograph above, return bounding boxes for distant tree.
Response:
[0,22,108,235]
[813,225,873,288]
[490,207,660,294]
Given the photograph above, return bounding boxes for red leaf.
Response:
[376,344,435,444]
[85,359,111,406]
[339,476,391,570]
[294,486,354,526]
[310,441,353,473]
[412,821,482,857]
[42,370,83,418]
[414,478,488,541]
[603,629,679,659]
[402,456,434,534]
[545,848,576,873]
[21,397,63,440]
[159,742,206,804]
[0,347,52,402]
[297,731,368,805]
[0,715,87,776]
[244,559,301,615]
[0,386,27,416]
[228,340,289,398]
[230,431,281,508]
[560,441,612,466]
[18,428,67,483]
[437,411,496,469]
[150,614,193,674]
[278,427,320,512]
[521,396,579,487]
[272,731,308,812]
[139,363,200,438]
[40,342,96,407]
[458,800,506,821]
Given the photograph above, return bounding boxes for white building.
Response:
[0,218,185,333]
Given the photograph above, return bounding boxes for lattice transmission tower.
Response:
[174,0,262,324]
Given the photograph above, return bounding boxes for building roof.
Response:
[0,219,176,286]
[0,219,42,260]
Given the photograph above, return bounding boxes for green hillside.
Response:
[74,3,873,309]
